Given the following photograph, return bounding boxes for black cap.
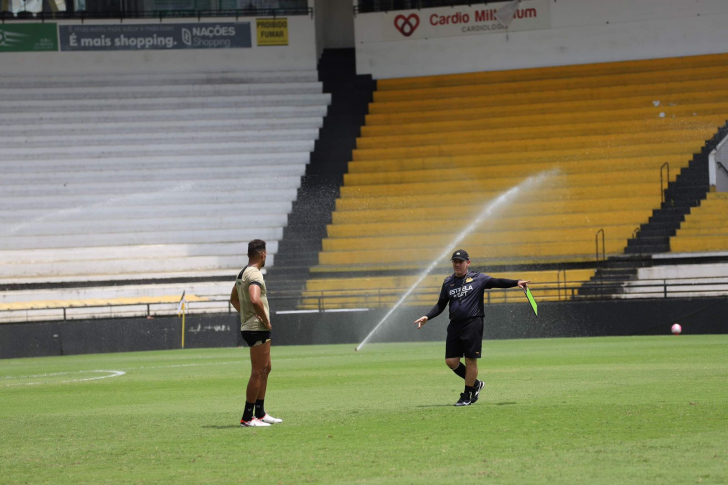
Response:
[451,249,469,261]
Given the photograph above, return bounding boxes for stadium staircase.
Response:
[0,70,330,321]
[580,122,728,297]
[301,53,728,309]
[263,49,375,300]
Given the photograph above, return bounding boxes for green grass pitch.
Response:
[1,335,727,484]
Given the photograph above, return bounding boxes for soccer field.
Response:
[2,336,727,484]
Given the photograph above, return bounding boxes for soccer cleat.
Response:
[240,418,271,427]
[259,414,282,424]
[454,392,472,406]
[471,380,485,403]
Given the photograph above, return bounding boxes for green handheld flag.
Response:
[523,286,538,316]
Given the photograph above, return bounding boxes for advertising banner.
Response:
[382,0,550,41]
[256,18,288,46]
[0,23,58,52]
[59,22,251,51]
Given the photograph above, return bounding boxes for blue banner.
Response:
[59,22,251,51]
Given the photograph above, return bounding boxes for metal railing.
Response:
[355,0,499,14]
[660,161,670,204]
[3,278,728,323]
[0,6,312,21]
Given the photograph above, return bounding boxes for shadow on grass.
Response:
[201,425,241,429]
[416,401,517,408]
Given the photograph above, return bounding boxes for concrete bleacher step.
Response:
[0,212,290,237]
[347,143,699,174]
[0,199,293,224]
[367,91,728,125]
[370,78,728,112]
[357,115,726,149]
[0,187,299,212]
[0,227,285,251]
[351,128,713,162]
[0,82,325,101]
[343,164,685,187]
[356,116,723,149]
[0,117,324,137]
[0,70,320,88]
[0,176,302,197]
[372,65,728,102]
[0,254,274,279]
[1,164,307,183]
[0,129,320,149]
[0,94,332,113]
[0,152,311,173]
[0,140,316,161]
[361,103,728,136]
[0,241,280,265]
[0,105,328,124]
[0,281,230,305]
[376,53,728,90]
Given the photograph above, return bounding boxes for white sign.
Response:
[382,0,551,41]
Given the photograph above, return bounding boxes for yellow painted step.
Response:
[318,240,627,266]
[305,269,596,291]
[322,226,637,252]
[367,93,728,124]
[377,53,728,91]
[331,196,660,226]
[344,161,685,187]
[368,88,728,117]
[362,103,728,137]
[676,226,728,236]
[352,129,713,162]
[0,294,207,312]
[374,65,728,103]
[371,78,728,112]
[355,117,724,150]
[334,191,659,213]
[347,144,699,174]
[328,210,654,238]
[671,236,728,252]
[347,156,690,183]
[339,182,661,202]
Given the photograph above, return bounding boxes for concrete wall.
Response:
[3,298,726,358]
[354,0,728,79]
[3,15,318,76]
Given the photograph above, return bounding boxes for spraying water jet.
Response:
[355,170,556,352]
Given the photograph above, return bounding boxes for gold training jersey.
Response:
[235,266,270,332]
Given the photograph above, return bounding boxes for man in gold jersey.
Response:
[230,239,282,427]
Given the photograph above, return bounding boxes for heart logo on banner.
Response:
[394,14,420,37]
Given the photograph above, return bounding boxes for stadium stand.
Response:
[304,53,728,308]
[0,71,330,320]
[670,192,728,253]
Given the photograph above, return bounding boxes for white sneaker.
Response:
[259,414,282,424]
[240,418,270,427]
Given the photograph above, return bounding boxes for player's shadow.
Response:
[416,402,517,408]
[201,425,241,429]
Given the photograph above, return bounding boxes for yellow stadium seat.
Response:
[305,54,727,306]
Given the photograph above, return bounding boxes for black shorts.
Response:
[445,317,484,359]
[241,330,271,347]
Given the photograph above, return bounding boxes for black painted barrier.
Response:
[1,298,726,359]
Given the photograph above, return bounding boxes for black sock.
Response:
[242,401,255,422]
[452,363,466,379]
[464,385,475,398]
[254,399,266,419]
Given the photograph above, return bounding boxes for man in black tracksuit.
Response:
[414,249,530,406]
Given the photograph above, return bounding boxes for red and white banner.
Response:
[382,0,550,41]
